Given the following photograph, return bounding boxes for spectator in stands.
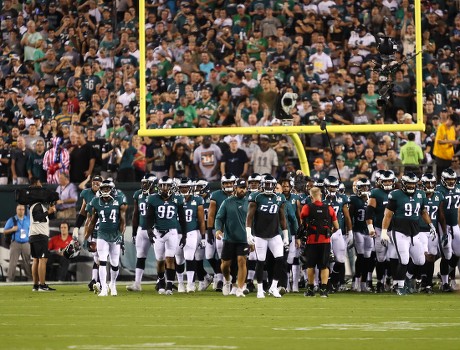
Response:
[116,135,138,182]
[69,133,96,184]
[27,139,46,183]
[0,137,11,185]
[3,204,32,282]
[55,172,78,219]
[250,135,278,176]
[193,135,222,181]
[46,222,72,282]
[220,136,250,178]
[310,157,327,180]
[328,154,351,182]
[43,136,70,184]
[11,136,30,185]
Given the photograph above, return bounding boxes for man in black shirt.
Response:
[220,137,249,178]
[0,137,10,184]
[69,134,96,184]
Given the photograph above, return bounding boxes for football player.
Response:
[215,179,250,297]
[193,179,214,291]
[206,173,237,291]
[366,170,396,292]
[126,175,157,292]
[246,175,289,298]
[176,177,206,293]
[381,172,436,295]
[245,173,262,292]
[85,180,128,297]
[280,177,301,292]
[436,168,460,292]
[73,175,102,291]
[349,178,373,292]
[418,173,446,294]
[146,176,187,295]
[323,175,352,292]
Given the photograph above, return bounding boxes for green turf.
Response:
[1,284,459,350]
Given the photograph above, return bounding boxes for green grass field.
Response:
[1,284,459,350]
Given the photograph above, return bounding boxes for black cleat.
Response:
[246,280,255,293]
[425,286,434,294]
[441,283,453,292]
[88,279,96,292]
[32,284,39,292]
[304,286,315,297]
[38,284,56,292]
[319,288,329,298]
[215,280,223,292]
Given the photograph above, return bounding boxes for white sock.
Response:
[217,273,223,282]
[248,270,255,281]
[397,280,404,288]
[135,268,144,285]
[270,279,278,290]
[292,265,300,290]
[99,265,107,290]
[186,271,194,284]
[225,277,231,284]
[110,268,119,285]
[176,272,184,284]
[441,275,449,284]
[92,268,98,281]
[257,282,264,293]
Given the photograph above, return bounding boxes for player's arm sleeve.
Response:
[132,199,139,236]
[177,204,187,235]
[365,203,375,221]
[386,199,397,212]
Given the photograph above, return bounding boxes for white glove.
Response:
[347,231,354,248]
[429,223,437,241]
[367,224,375,237]
[246,227,255,245]
[381,229,390,247]
[72,227,79,240]
[200,238,207,249]
[282,229,289,248]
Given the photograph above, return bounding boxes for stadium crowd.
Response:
[0,0,459,185]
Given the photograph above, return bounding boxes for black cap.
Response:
[236,179,247,188]
[355,140,363,145]
[176,110,185,116]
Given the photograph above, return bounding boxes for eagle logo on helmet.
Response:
[158,176,174,197]
[63,240,81,259]
[441,168,457,190]
[380,170,396,191]
[248,173,262,192]
[324,175,340,198]
[261,175,277,195]
[421,173,437,193]
[354,178,371,197]
[221,173,237,194]
[194,178,210,196]
[177,177,193,197]
[400,172,419,195]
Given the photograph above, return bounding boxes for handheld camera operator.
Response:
[296,186,339,298]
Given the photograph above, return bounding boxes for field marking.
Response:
[274,321,460,332]
[68,343,237,349]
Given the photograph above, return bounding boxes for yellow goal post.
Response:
[137,0,424,177]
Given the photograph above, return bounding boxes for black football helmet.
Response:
[441,168,457,190]
[63,240,81,259]
[400,172,419,195]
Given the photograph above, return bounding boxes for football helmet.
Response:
[420,173,437,193]
[99,180,115,198]
[380,170,396,191]
[141,174,156,194]
[221,173,237,194]
[248,173,262,192]
[194,178,210,196]
[313,178,325,193]
[177,177,193,196]
[400,172,419,195]
[354,178,371,197]
[374,169,387,188]
[441,168,457,190]
[261,175,277,195]
[324,176,340,197]
[63,240,81,259]
[158,176,174,197]
[338,182,346,195]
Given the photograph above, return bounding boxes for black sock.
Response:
[256,261,265,284]
[196,260,205,281]
[361,257,369,283]
[355,254,363,282]
[376,261,385,281]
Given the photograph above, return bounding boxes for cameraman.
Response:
[28,178,57,292]
[296,187,339,298]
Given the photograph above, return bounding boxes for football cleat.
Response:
[425,286,434,294]
[268,286,282,298]
[32,284,39,292]
[235,288,246,297]
[319,288,329,298]
[88,279,97,292]
[156,278,166,294]
[395,287,407,296]
[441,283,453,292]
[38,284,55,292]
[165,289,173,295]
[278,286,287,296]
[93,282,101,295]
[215,280,223,292]
[222,282,232,296]
[186,283,196,293]
[304,287,315,297]
[177,282,186,293]
[246,280,255,293]
[126,283,142,292]
[257,290,266,299]
[109,283,117,296]
[98,288,108,297]
[230,286,237,295]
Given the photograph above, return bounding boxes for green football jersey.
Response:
[248,192,286,239]
[324,193,349,229]
[284,193,300,239]
[349,194,368,234]
[133,189,150,230]
[183,195,204,233]
[387,189,427,236]
[420,191,444,231]
[436,184,460,226]
[90,196,123,242]
[210,189,231,211]
[80,188,97,213]
[147,194,185,231]
[215,195,249,243]
[369,188,389,229]
[298,193,311,206]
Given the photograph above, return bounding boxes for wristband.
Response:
[381,229,388,236]
[429,223,435,230]
[367,224,375,232]
[347,230,352,236]
[246,227,252,236]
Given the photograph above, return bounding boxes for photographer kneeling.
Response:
[296,187,339,298]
